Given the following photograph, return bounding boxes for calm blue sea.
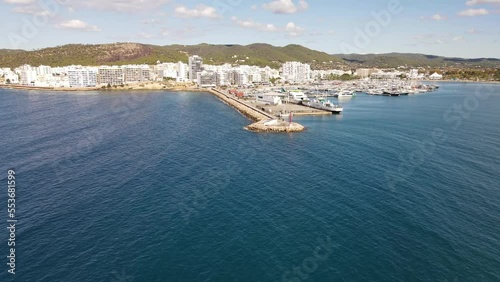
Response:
[0,83,499,282]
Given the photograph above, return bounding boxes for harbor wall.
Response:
[208,88,305,133]
[209,88,273,121]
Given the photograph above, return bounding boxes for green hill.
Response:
[0,43,340,69]
[334,53,500,68]
[0,43,498,69]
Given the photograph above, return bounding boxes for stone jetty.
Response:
[209,88,305,133]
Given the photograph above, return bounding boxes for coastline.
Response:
[419,79,500,84]
[0,82,208,92]
[2,79,499,93]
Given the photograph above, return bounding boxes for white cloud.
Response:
[3,0,36,4]
[413,33,467,45]
[431,14,447,20]
[74,0,169,12]
[175,5,220,19]
[55,20,100,31]
[262,0,308,14]
[466,0,500,5]
[285,22,304,36]
[11,5,49,15]
[231,17,277,31]
[457,8,490,16]
[231,17,304,36]
[4,0,170,14]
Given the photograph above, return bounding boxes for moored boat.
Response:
[303,97,343,114]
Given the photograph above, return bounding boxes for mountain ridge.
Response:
[0,43,498,69]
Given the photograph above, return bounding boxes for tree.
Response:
[340,74,352,81]
[270,77,281,84]
[6,78,11,84]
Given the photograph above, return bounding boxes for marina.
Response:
[217,79,439,121]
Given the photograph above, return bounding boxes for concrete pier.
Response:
[209,88,305,133]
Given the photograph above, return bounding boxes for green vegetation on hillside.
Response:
[0,43,498,70]
[441,68,500,81]
[324,74,359,81]
[334,53,500,68]
[0,43,339,69]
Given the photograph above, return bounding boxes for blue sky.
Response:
[1,0,499,58]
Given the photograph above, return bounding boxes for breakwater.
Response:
[209,88,305,133]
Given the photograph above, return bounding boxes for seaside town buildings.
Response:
[188,55,203,82]
[0,55,446,89]
[429,72,444,80]
[97,66,124,86]
[123,65,151,83]
[1,68,19,84]
[68,67,98,88]
[281,61,312,83]
[356,68,380,78]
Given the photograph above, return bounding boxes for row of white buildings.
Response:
[0,64,154,88]
[355,68,443,80]
[0,56,318,88]
[2,57,443,89]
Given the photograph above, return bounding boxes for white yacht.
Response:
[288,90,309,103]
[303,97,343,114]
[337,89,355,98]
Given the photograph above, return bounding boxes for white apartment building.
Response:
[35,65,53,76]
[4,71,19,84]
[311,69,352,80]
[409,69,419,79]
[68,67,98,87]
[123,65,150,83]
[356,68,380,78]
[370,71,403,79]
[216,71,229,86]
[155,63,177,80]
[177,62,188,82]
[282,62,311,83]
[17,65,37,86]
[263,66,280,79]
[98,66,124,86]
[196,71,217,87]
[188,55,203,82]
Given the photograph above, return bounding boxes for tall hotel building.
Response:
[68,67,97,88]
[98,66,124,86]
[281,62,311,83]
[188,55,203,82]
[123,65,151,83]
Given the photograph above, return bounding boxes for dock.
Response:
[209,88,305,133]
[256,103,332,117]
